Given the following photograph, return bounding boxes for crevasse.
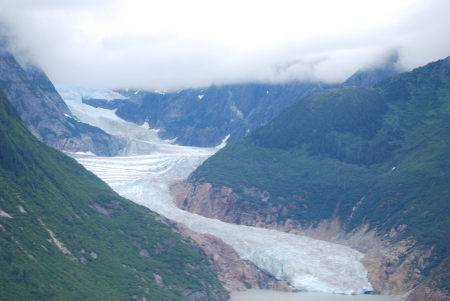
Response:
[59,86,373,294]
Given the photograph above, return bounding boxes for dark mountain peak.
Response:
[342,52,403,88]
[0,44,124,156]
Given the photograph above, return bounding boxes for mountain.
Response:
[173,57,450,300]
[83,82,332,147]
[77,55,402,148]
[0,89,229,300]
[342,53,402,88]
[0,46,124,156]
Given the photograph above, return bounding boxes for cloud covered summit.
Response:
[1,0,449,91]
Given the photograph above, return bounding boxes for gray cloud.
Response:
[1,0,449,91]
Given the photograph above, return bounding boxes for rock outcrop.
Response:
[168,220,293,294]
[171,181,450,301]
[172,181,308,233]
[0,46,124,155]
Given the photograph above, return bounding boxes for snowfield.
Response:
[60,86,373,294]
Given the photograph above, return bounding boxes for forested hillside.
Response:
[0,89,227,301]
[186,57,450,298]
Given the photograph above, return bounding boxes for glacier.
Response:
[58,85,373,294]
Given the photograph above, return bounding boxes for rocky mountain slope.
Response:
[0,46,124,156]
[84,81,331,147]
[0,88,231,300]
[81,56,401,148]
[174,57,450,300]
[341,53,401,88]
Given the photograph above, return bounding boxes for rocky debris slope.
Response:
[172,180,450,300]
[169,221,293,293]
[184,57,450,300]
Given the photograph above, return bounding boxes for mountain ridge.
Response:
[0,46,124,156]
[78,55,401,147]
[174,56,450,300]
[0,88,230,300]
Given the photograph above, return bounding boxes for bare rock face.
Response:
[171,181,306,233]
[407,285,450,301]
[171,181,450,301]
[172,181,339,237]
[361,241,424,298]
[168,220,292,293]
[0,47,123,156]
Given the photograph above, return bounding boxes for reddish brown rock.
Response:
[170,180,450,300]
[407,285,450,301]
[168,220,293,293]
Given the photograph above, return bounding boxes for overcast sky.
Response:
[0,0,449,91]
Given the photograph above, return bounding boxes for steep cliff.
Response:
[175,56,450,300]
[0,47,124,155]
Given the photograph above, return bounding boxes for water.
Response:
[230,290,393,301]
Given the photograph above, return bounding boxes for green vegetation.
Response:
[191,57,450,290]
[0,90,225,300]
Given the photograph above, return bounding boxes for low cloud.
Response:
[1,0,449,91]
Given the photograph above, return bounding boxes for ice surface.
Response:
[61,86,373,294]
[56,85,177,156]
[55,85,127,102]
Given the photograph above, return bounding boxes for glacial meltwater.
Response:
[230,290,393,301]
[59,86,379,295]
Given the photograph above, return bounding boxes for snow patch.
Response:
[55,84,127,103]
[163,137,177,144]
[140,122,150,130]
[39,219,72,256]
[71,151,96,156]
[198,95,204,99]
[216,134,230,149]
[18,205,27,213]
[0,209,12,218]
[134,90,140,95]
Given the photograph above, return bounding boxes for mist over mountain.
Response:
[80,55,402,148]
[342,53,402,88]
[0,44,124,156]
[1,13,449,298]
[178,56,450,300]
